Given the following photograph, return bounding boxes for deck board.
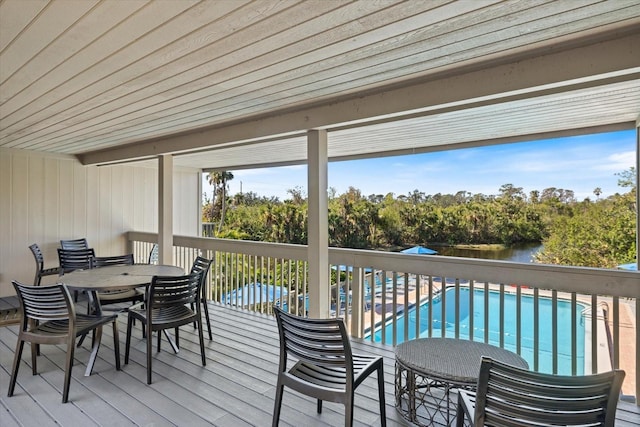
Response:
[0,302,637,426]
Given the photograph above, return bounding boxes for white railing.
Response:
[127,231,639,402]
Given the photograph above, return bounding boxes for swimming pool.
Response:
[368,287,586,375]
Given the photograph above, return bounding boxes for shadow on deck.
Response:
[0,303,638,426]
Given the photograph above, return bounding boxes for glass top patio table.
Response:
[395,337,528,426]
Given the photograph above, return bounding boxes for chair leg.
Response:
[455,393,467,427]
[197,318,206,366]
[271,381,284,427]
[202,300,213,340]
[112,320,121,371]
[317,399,323,413]
[62,335,75,403]
[147,325,153,384]
[85,325,103,376]
[345,395,354,427]
[31,340,38,375]
[378,365,387,426]
[8,340,25,397]
[124,315,133,364]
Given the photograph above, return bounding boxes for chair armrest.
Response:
[42,267,60,277]
[129,301,144,310]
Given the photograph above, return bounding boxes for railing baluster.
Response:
[414,274,421,340]
[428,275,434,338]
[552,290,558,374]
[516,284,521,356]
[499,283,505,349]
[454,278,460,339]
[533,287,539,372]
[469,280,474,342]
[483,281,489,343]
[440,276,447,338]
[571,292,577,376]
[613,296,619,370]
[591,294,598,374]
[392,272,398,347]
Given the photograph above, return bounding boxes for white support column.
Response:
[307,129,329,318]
[158,155,174,265]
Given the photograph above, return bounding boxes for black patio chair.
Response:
[190,256,214,340]
[272,306,386,427]
[124,273,206,384]
[7,281,120,403]
[58,247,96,302]
[456,356,625,427]
[91,254,144,311]
[60,238,89,250]
[58,247,95,274]
[29,243,59,286]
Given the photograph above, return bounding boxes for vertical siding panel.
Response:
[28,155,45,250]
[72,161,88,244]
[146,167,157,232]
[58,160,74,240]
[111,165,124,253]
[42,157,59,277]
[121,166,138,236]
[99,166,111,252]
[0,152,12,292]
[11,154,29,285]
[86,166,99,250]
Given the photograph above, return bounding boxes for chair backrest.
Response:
[474,357,625,427]
[29,243,45,267]
[190,256,213,297]
[273,307,353,384]
[57,248,95,274]
[29,243,46,284]
[92,253,134,268]
[148,243,159,264]
[60,238,89,250]
[12,281,75,329]
[147,274,201,311]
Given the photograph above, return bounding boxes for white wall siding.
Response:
[0,148,200,297]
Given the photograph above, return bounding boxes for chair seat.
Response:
[130,305,197,327]
[98,289,144,303]
[289,354,382,391]
[36,313,119,337]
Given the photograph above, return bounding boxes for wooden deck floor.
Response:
[1,303,638,426]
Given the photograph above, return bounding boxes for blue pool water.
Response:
[369,287,586,375]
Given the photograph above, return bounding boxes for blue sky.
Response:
[203,130,636,202]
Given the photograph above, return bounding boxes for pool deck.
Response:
[1,301,638,426]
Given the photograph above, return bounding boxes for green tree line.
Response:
[204,168,636,269]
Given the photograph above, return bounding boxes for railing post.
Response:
[351,267,364,338]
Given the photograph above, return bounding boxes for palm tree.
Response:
[207,171,234,233]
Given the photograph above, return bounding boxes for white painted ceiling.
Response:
[1,0,639,170]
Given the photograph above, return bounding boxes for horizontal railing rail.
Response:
[126,231,639,402]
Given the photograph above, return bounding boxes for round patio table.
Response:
[395,338,528,426]
[59,264,185,375]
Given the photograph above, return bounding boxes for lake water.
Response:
[435,242,543,263]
